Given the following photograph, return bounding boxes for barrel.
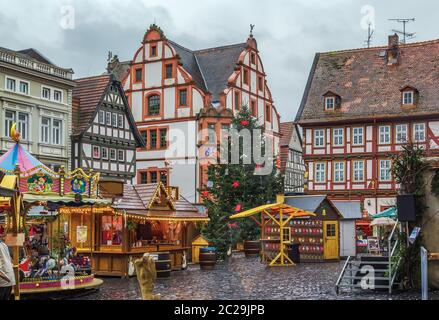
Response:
[150,252,172,278]
[244,240,260,257]
[199,247,217,270]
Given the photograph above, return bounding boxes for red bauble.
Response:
[201,191,210,198]
[235,204,242,212]
[232,181,239,188]
[240,120,249,126]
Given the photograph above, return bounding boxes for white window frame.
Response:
[41,86,51,100]
[111,113,117,127]
[53,90,63,103]
[333,128,344,146]
[403,91,414,105]
[102,147,109,160]
[379,125,391,144]
[353,160,365,182]
[98,110,105,124]
[105,112,111,126]
[118,114,124,128]
[52,119,62,145]
[41,117,51,144]
[118,150,125,161]
[92,146,100,159]
[314,129,325,147]
[315,162,326,183]
[18,80,29,95]
[4,110,15,138]
[413,123,426,142]
[333,161,345,183]
[352,127,364,146]
[379,160,392,182]
[395,124,408,143]
[325,97,335,110]
[110,148,117,161]
[5,77,16,92]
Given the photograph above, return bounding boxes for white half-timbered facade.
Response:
[296,34,439,215]
[71,74,144,183]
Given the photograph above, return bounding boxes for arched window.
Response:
[147,95,160,116]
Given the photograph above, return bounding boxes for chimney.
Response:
[387,33,400,66]
[388,33,399,48]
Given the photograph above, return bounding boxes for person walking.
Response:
[0,235,15,300]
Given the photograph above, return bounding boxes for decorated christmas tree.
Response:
[200,105,283,259]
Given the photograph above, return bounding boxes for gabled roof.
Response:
[169,41,247,102]
[331,200,362,219]
[296,38,439,123]
[72,74,144,147]
[194,43,247,102]
[113,183,208,221]
[16,48,54,65]
[280,122,294,146]
[284,195,326,212]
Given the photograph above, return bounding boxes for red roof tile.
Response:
[72,75,110,136]
[296,38,439,123]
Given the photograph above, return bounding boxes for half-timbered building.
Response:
[280,122,305,194]
[296,34,439,215]
[109,24,281,202]
[71,74,144,184]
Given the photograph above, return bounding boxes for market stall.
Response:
[230,195,316,267]
[92,182,209,277]
[0,127,107,295]
[284,195,343,261]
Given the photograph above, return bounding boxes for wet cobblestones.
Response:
[73,253,438,300]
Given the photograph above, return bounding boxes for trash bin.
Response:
[287,243,300,263]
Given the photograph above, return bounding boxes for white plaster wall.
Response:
[163,87,175,119]
[145,62,162,88]
[131,91,143,121]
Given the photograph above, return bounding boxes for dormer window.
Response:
[400,86,419,107]
[323,91,341,111]
[325,97,335,110]
[403,91,414,105]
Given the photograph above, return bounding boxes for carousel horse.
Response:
[34,256,57,277]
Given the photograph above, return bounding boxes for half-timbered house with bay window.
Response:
[296,34,439,215]
[71,74,144,184]
[108,24,281,202]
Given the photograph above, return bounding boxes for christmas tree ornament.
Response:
[235,204,242,212]
[240,120,249,126]
[232,180,239,188]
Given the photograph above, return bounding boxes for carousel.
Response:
[0,124,107,298]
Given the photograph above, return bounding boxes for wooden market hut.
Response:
[284,195,342,261]
[230,195,316,267]
[93,182,209,277]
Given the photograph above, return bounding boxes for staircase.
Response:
[335,220,402,294]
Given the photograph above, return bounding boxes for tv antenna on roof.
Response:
[365,22,374,48]
[388,18,416,44]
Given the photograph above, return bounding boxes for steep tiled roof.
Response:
[296,38,439,123]
[194,43,247,102]
[72,75,110,136]
[280,122,294,146]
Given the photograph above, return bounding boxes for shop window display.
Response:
[101,215,123,246]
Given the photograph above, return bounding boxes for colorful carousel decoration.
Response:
[0,124,106,298]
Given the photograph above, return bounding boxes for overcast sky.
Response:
[1,0,438,121]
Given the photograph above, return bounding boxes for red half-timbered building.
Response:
[296,34,439,215]
[109,24,281,203]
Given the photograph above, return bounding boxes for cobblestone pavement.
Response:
[64,253,437,300]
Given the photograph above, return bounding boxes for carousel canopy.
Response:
[0,142,53,176]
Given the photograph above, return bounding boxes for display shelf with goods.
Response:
[262,218,325,262]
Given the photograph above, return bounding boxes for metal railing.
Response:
[388,219,401,294]
[335,255,352,294]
